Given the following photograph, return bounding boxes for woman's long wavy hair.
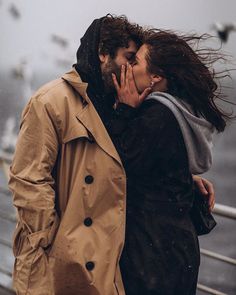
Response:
[144,30,232,132]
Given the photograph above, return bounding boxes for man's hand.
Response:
[192,175,215,211]
[112,63,151,108]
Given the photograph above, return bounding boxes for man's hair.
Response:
[99,14,145,58]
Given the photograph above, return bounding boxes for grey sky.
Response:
[0,0,236,76]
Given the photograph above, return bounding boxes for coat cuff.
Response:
[115,103,137,119]
[27,215,59,249]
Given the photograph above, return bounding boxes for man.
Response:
[9,15,214,295]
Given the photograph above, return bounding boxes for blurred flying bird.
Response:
[12,59,33,99]
[51,34,69,48]
[49,34,75,69]
[8,3,21,19]
[55,58,72,68]
[1,117,17,153]
[211,22,236,42]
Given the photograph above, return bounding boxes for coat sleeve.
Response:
[8,96,60,294]
[109,101,170,173]
[109,101,189,176]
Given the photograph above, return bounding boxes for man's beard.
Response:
[101,57,121,95]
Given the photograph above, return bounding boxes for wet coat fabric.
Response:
[9,68,127,295]
[110,100,201,295]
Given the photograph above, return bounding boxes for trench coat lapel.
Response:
[76,104,122,166]
[62,69,122,166]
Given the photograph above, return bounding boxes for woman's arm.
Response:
[111,64,215,208]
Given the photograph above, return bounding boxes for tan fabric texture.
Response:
[9,68,127,295]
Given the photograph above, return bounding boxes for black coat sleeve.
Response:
[109,100,190,179]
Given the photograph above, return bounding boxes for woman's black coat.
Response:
[109,99,200,295]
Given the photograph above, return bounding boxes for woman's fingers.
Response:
[203,180,215,211]
[112,73,120,93]
[200,177,215,211]
[120,64,126,87]
[113,63,147,107]
[192,175,215,211]
[139,87,152,102]
[126,63,132,81]
[193,175,208,195]
[127,63,136,90]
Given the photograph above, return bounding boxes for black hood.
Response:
[74,16,115,127]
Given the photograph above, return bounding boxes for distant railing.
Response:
[197,284,228,295]
[0,150,235,294]
[197,204,236,294]
[213,203,236,220]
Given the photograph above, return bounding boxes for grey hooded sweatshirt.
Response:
[146,91,215,174]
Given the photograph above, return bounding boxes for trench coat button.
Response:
[84,217,93,226]
[86,261,95,271]
[85,175,94,184]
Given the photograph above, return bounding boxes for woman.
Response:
[110,31,230,295]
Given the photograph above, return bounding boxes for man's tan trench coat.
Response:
[9,68,127,295]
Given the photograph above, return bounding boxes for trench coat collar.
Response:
[62,68,122,166]
[62,68,89,103]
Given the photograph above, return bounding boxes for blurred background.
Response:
[0,0,236,294]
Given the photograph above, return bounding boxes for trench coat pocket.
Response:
[27,214,60,250]
[13,236,51,294]
[13,217,59,293]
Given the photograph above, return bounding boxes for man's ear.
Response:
[99,53,109,64]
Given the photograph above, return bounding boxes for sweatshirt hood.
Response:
[147,91,215,174]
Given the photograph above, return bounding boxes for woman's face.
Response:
[132,44,151,93]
